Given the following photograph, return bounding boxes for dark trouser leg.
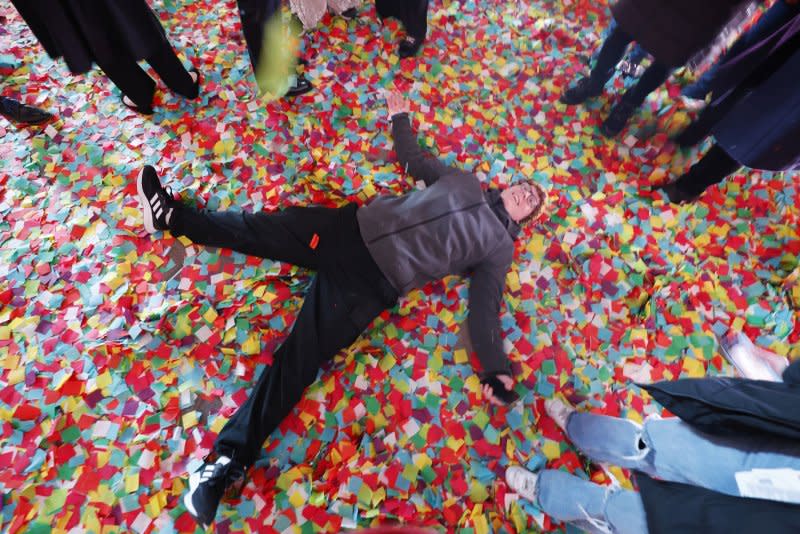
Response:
[619,61,671,107]
[675,143,742,197]
[214,269,385,466]
[407,0,429,41]
[236,0,281,72]
[588,25,635,89]
[95,54,157,110]
[146,37,197,98]
[169,204,344,270]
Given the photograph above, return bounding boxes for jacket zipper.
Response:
[365,201,486,245]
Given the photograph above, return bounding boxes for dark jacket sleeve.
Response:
[390,112,462,186]
[467,242,514,378]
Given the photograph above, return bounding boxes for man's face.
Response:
[500,182,541,223]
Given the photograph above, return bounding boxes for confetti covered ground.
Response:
[2,0,800,532]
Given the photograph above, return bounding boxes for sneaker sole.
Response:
[136,168,157,234]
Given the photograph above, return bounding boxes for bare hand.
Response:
[482,374,515,406]
[385,90,410,118]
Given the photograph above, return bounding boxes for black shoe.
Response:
[136,165,176,233]
[600,99,637,137]
[183,454,246,529]
[398,36,423,58]
[121,94,154,115]
[0,96,53,125]
[285,74,313,98]
[341,7,358,19]
[656,181,700,204]
[559,77,603,105]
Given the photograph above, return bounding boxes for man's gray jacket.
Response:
[356,113,515,376]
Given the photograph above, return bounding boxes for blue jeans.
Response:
[535,414,800,534]
[683,0,800,99]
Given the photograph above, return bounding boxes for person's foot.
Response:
[285,74,313,98]
[183,455,246,529]
[0,96,53,125]
[600,99,637,137]
[505,465,539,502]
[544,396,576,433]
[559,77,603,105]
[137,165,177,233]
[398,36,423,58]
[656,181,700,204]
[341,7,358,19]
[122,94,154,115]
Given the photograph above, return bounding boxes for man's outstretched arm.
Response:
[387,90,462,186]
[467,247,514,382]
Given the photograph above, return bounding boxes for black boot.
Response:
[656,181,700,204]
[600,98,637,137]
[559,76,604,105]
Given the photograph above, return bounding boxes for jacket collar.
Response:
[485,188,520,239]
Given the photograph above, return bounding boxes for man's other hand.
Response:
[386,90,410,118]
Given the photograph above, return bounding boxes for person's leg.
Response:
[561,25,634,104]
[671,143,741,198]
[536,470,649,534]
[95,55,157,112]
[169,204,342,270]
[236,0,281,72]
[684,0,798,99]
[642,417,800,496]
[564,413,657,474]
[588,26,635,88]
[600,60,671,136]
[146,37,197,99]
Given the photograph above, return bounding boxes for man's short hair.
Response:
[520,181,547,226]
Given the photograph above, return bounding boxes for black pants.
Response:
[235,0,281,72]
[170,203,397,467]
[95,35,196,109]
[675,144,742,196]
[590,26,672,109]
[376,0,429,41]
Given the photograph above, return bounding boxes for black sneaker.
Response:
[341,7,358,19]
[136,165,176,233]
[600,99,637,137]
[559,77,603,105]
[183,455,246,529]
[0,96,53,125]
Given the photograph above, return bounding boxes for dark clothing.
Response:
[641,361,800,441]
[171,203,397,466]
[11,0,195,109]
[588,26,672,107]
[611,0,755,67]
[234,0,281,72]
[635,368,800,531]
[635,473,800,534]
[12,0,171,74]
[358,114,515,376]
[683,0,800,98]
[674,143,741,197]
[376,0,429,41]
[711,33,800,170]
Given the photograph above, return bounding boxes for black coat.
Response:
[611,0,754,67]
[635,473,800,534]
[376,0,429,40]
[635,361,800,532]
[11,0,170,74]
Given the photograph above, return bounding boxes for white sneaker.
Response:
[506,465,539,502]
[545,396,576,433]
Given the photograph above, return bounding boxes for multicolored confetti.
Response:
[1,0,799,532]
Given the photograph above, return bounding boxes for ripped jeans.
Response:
[535,414,800,534]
